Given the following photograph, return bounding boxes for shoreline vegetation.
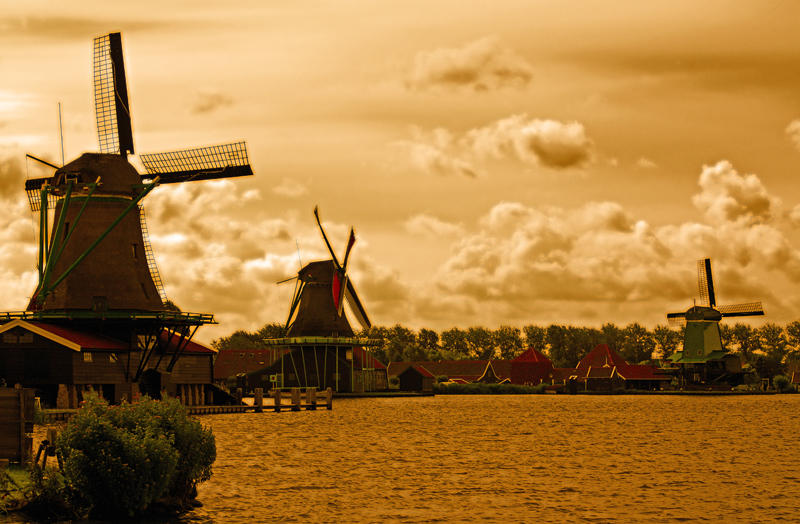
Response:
[212,321,800,382]
[5,394,216,521]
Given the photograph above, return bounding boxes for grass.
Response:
[0,465,33,513]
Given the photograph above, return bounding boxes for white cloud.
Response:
[407,37,532,92]
[191,90,233,114]
[636,157,657,169]
[786,119,800,151]
[692,160,779,225]
[272,178,307,198]
[405,213,464,237]
[465,115,593,169]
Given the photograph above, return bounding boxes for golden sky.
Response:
[1,1,800,342]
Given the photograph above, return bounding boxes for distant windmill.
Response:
[282,206,370,337]
[24,32,253,312]
[666,258,763,382]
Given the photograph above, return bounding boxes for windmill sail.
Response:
[717,302,764,317]
[344,279,371,331]
[697,258,716,307]
[139,142,253,184]
[94,33,134,155]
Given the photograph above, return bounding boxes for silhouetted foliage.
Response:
[213,320,800,379]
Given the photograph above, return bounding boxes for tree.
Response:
[719,324,734,350]
[546,324,569,368]
[466,326,494,359]
[730,323,760,364]
[385,325,417,362]
[620,323,656,364]
[523,325,547,352]
[493,325,524,360]
[440,328,469,359]
[653,324,681,359]
[758,323,789,372]
[785,321,800,361]
[564,326,601,368]
[601,323,623,352]
[418,328,440,355]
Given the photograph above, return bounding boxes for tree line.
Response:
[212,321,800,375]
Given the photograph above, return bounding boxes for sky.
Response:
[1,1,800,343]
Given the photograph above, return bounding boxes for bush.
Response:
[53,394,215,518]
[773,375,793,393]
[433,382,547,394]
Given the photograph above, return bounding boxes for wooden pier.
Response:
[42,387,333,419]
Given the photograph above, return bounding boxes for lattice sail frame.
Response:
[717,302,764,317]
[139,141,249,174]
[94,34,121,154]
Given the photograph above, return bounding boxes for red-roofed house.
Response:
[511,348,556,385]
[0,319,217,407]
[393,363,434,393]
[571,344,671,391]
[388,360,512,384]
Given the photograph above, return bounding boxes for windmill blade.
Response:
[341,228,356,270]
[285,280,305,329]
[717,302,764,317]
[139,142,253,184]
[333,273,348,317]
[344,279,371,330]
[94,32,134,155]
[313,206,341,269]
[276,275,298,284]
[697,258,716,307]
[25,177,55,212]
[666,311,686,326]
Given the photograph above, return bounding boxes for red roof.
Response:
[513,348,551,363]
[353,347,386,369]
[616,364,671,381]
[158,330,215,355]
[576,344,628,374]
[0,320,130,351]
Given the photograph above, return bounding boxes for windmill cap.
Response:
[54,153,141,194]
[685,305,722,321]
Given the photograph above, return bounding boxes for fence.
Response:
[0,386,35,463]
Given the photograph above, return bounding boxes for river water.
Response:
[177,395,800,523]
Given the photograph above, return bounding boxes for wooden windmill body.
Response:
[257,207,386,393]
[667,258,764,385]
[0,32,253,406]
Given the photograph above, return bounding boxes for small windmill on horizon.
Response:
[666,258,764,385]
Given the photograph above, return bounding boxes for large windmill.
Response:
[258,207,385,393]
[666,258,764,384]
[0,32,253,404]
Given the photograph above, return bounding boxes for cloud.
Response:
[692,160,780,225]
[636,157,657,169]
[407,37,532,92]
[786,119,800,151]
[465,115,593,169]
[0,156,24,201]
[405,214,464,237]
[191,90,233,114]
[272,178,307,198]
[434,160,799,317]
[397,126,478,178]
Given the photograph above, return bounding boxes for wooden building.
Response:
[0,319,216,407]
[571,344,670,391]
[394,364,434,393]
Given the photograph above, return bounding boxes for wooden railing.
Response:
[0,385,34,463]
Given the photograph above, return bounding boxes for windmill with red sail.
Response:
[262,207,385,393]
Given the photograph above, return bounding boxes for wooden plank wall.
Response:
[0,386,34,463]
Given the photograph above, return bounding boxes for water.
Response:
[4,395,799,522]
[179,395,800,523]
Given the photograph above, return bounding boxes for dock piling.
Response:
[254,388,263,413]
[291,388,301,411]
[306,387,317,410]
[326,387,333,410]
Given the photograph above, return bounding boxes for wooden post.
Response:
[235,387,243,405]
[254,388,263,413]
[16,384,25,463]
[306,387,317,410]
[273,389,282,412]
[206,389,214,406]
[291,388,301,411]
[56,384,69,408]
[326,387,333,410]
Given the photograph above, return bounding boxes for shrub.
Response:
[54,394,215,518]
[433,382,547,394]
[773,375,793,393]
